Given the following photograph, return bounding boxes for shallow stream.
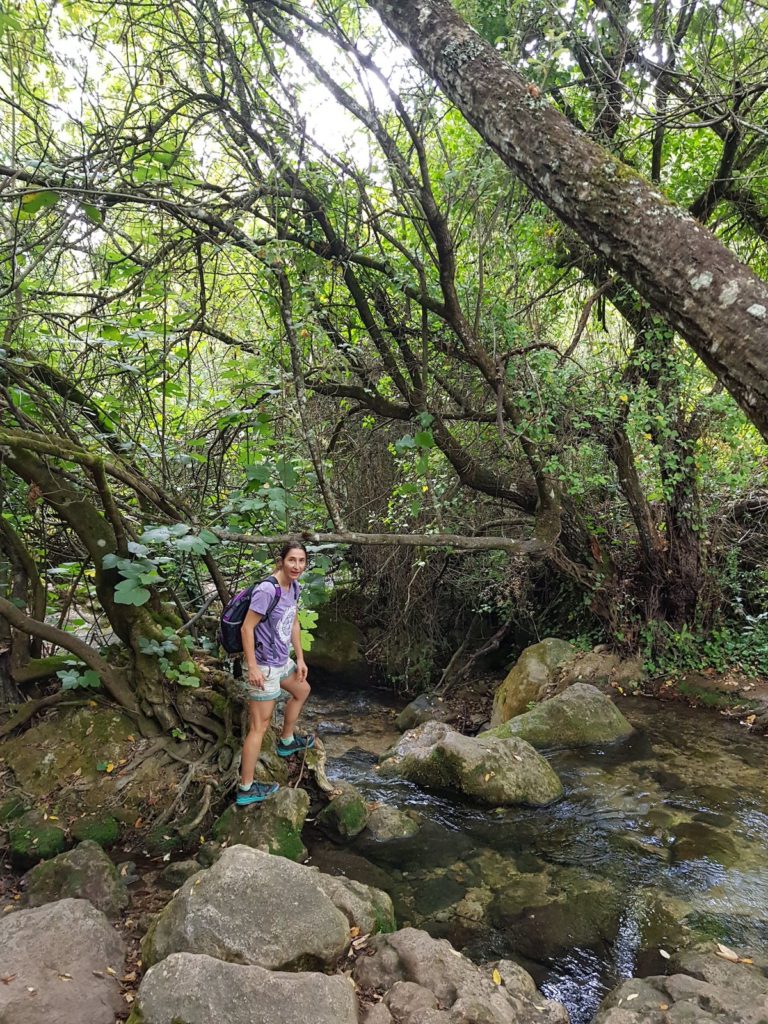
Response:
[302,683,768,1023]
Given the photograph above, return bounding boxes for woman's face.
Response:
[282,547,307,580]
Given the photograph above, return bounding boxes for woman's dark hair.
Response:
[278,540,308,561]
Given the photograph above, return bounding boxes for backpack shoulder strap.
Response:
[261,575,282,620]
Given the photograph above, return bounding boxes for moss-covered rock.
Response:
[71,814,120,848]
[488,683,634,748]
[491,638,577,726]
[0,794,28,823]
[305,607,365,675]
[23,839,129,918]
[213,787,310,861]
[363,804,422,842]
[317,784,370,840]
[145,825,186,858]
[1,706,181,821]
[9,810,67,870]
[159,859,203,889]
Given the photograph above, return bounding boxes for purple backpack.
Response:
[218,575,298,655]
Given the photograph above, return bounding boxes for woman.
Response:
[236,540,314,806]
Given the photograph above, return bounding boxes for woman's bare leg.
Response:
[279,670,311,739]
[241,698,276,786]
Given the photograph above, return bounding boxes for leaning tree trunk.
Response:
[1,443,197,733]
[368,0,768,439]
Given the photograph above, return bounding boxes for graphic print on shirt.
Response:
[276,603,297,647]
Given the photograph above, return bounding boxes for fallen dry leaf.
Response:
[124,993,135,1004]
[121,972,137,983]
[105,967,117,976]
[350,927,361,938]
[626,993,638,1002]
[659,1004,669,1011]
[58,973,72,981]
[1,974,16,984]
[715,943,740,962]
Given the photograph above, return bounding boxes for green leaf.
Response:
[173,533,207,554]
[82,202,103,225]
[113,579,151,605]
[20,190,59,215]
[141,526,171,544]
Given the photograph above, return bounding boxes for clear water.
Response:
[302,684,768,1024]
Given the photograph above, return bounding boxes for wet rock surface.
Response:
[594,948,768,1023]
[379,720,563,805]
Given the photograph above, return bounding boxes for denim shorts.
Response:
[238,659,296,703]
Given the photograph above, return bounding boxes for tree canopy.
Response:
[1,0,767,714]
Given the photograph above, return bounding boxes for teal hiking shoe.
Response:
[277,733,315,757]
[236,781,279,806]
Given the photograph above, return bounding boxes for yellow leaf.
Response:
[492,968,502,986]
[105,763,115,773]
[351,926,361,938]
[484,773,491,782]
[659,1005,669,1011]
[127,734,135,742]
[619,393,628,402]
[48,815,58,821]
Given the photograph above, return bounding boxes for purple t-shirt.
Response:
[248,580,300,667]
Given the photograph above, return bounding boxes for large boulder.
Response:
[379,721,563,806]
[142,845,392,970]
[491,638,577,725]
[304,607,365,675]
[0,898,125,1024]
[23,840,129,919]
[593,947,768,1023]
[130,952,358,1024]
[555,649,646,692]
[353,927,568,1024]
[212,787,310,862]
[488,683,634,748]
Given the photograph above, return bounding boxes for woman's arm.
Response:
[291,612,307,681]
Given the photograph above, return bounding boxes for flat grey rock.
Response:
[0,898,125,1024]
[135,952,359,1024]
